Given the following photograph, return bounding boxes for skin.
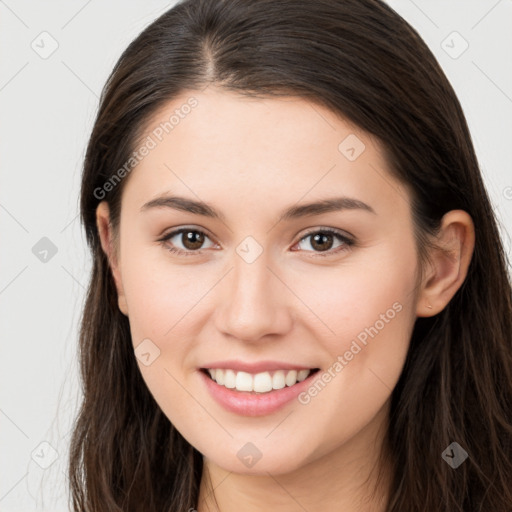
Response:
[96,85,475,511]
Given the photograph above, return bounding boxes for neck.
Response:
[196,401,393,512]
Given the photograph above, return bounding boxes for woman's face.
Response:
[98,86,422,474]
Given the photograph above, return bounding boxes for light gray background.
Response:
[1,1,511,510]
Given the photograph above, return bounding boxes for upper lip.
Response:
[199,360,318,374]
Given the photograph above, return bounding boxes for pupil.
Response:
[312,233,333,251]
[180,231,335,252]
[184,231,204,249]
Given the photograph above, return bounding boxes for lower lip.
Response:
[199,369,320,417]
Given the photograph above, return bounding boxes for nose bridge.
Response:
[215,241,292,341]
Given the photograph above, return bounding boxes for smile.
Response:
[202,368,319,394]
[199,367,321,417]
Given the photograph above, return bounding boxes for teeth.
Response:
[225,369,236,389]
[206,368,313,393]
[297,369,312,382]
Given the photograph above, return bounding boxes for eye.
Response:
[157,228,216,256]
[293,228,354,257]
[157,226,354,258]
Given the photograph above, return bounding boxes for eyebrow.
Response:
[140,194,376,221]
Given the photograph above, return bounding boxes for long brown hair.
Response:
[70,0,512,510]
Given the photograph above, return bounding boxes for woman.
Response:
[70,0,512,510]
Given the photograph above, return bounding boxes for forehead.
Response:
[121,86,408,221]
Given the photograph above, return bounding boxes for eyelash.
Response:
[157,227,355,258]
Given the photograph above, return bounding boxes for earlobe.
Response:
[96,201,129,316]
[416,210,475,317]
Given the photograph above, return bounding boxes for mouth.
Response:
[200,367,321,394]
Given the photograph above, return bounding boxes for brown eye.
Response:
[309,232,335,251]
[295,228,354,256]
[180,230,205,250]
[158,228,216,256]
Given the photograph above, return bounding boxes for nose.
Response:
[214,250,294,343]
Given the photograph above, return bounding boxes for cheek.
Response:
[120,253,206,422]
[289,252,417,443]
[303,253,414,321]
[122,233,418,352]
[117,230,418,466]
[292,246,418,375]
[119,242,205,341]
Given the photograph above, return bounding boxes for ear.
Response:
[416,210,475,317]
[96,201,129,316]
